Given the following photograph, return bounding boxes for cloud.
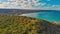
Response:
[0,0,33,8]
[0,0,60,10]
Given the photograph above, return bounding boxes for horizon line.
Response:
[0,8,60,10]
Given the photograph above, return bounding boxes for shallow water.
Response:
[22,10,60,22]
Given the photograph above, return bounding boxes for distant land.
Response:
[0,9,40,15]
[0,9,60,15]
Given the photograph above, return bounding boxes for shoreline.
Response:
[52,22,60,25]
[19,12,38,16]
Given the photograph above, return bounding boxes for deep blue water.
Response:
[25,10,60,22]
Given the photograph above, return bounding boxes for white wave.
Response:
[19,13,38,17]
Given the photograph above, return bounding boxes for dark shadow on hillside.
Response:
[41,20,60,34]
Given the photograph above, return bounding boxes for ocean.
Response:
[22,10,60,22]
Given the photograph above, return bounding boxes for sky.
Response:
[0,0,60,10]
[39,0,60,5]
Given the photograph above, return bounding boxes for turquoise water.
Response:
[25,10,60,22]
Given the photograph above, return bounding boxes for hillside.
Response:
[0,15,60,34]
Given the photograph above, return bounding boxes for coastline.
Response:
[20,14,60,25]
[19,12,38,16]
[52,22,60,25]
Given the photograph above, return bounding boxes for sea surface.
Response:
[21,10,60,22]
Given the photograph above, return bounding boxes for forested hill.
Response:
[0,15,60,34]
[0,9,40,15]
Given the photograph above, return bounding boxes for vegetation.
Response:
[0,14,60,34]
